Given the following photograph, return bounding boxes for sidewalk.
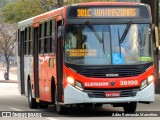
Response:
[0,67,17,83]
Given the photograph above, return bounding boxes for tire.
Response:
[28,81,38,109]
[123,102,137,113]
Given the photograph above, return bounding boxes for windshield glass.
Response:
[65,24,152,65]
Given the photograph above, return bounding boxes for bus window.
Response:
[28,26,32,55]
[24,28,28,55]
[39,23,44,54]
[49,19,56,53]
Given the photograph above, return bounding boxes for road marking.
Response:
[46,118,59,120]
[9,107,22,111]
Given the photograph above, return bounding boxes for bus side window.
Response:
[58,26,61,39]
[39,23,44,54]
[28,26,32,55]
[24,27,28,55]
[44,21,49,53]
[50,19,56,53]
[18,29,20,56]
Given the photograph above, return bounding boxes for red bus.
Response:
[17,2,155,114]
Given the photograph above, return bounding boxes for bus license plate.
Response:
[105,91,120,98]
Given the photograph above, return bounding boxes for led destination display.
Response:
[68,6,149,18]
[77,8,138,17]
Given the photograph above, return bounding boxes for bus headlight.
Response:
[148,75,154,84]
[140,79,147,90]
[66,77,83,91]
[140,75,154,90]
[75,81,83,91]
[67,77,75,85]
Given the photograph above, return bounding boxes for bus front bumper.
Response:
[64,82,154,104]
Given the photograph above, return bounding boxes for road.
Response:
[0,82,160,120]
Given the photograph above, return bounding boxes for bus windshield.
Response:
[65,24,152,65]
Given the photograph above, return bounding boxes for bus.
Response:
[17,2,155,114]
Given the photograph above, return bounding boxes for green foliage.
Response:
[0,0,17,9]
[2,0,46,23]
[0,0,7,9]
[116,0,140,1]
[64,0,142,5]
[2,0,140,23]
[40,0,57,11]
[64,0,115,5]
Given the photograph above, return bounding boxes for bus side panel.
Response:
[24,56,33,96]
[39,55,56,102]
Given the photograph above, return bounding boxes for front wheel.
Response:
[28,81,38,109]
[123,102,137,113]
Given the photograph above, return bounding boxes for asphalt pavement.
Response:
[0,71,160,119]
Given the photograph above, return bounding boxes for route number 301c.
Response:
[120,80,138,86]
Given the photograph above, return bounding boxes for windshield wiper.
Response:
[118,28,122,56]
[102,29,105,54]
[85,20,102,43]
[120,21,132,43]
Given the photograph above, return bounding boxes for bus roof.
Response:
[18,7,63,28]
[77,2,139,6]
[18,2,149,28]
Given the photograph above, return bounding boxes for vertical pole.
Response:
[141,0,159,93]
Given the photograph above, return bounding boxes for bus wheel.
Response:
[28,81,38,109]
[123,102,137,113]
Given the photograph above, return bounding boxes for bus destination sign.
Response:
[77,8,139,18]
[67,7,146,18]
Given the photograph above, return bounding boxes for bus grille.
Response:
[79,68,144,78]
[65,62,152,78]
[84,88,139,98]
[77,63,152,78]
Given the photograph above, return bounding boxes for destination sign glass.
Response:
[68,6,149,18]
[77,8,138,17]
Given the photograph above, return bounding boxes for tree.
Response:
[2,0,46,23]
[57,0,64,7]
[2,0,117,23]
[0,0,17,8]
[116,0,138,1]
[0,0,7,9]
[0,20,17,80]
[64,0,115,5]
